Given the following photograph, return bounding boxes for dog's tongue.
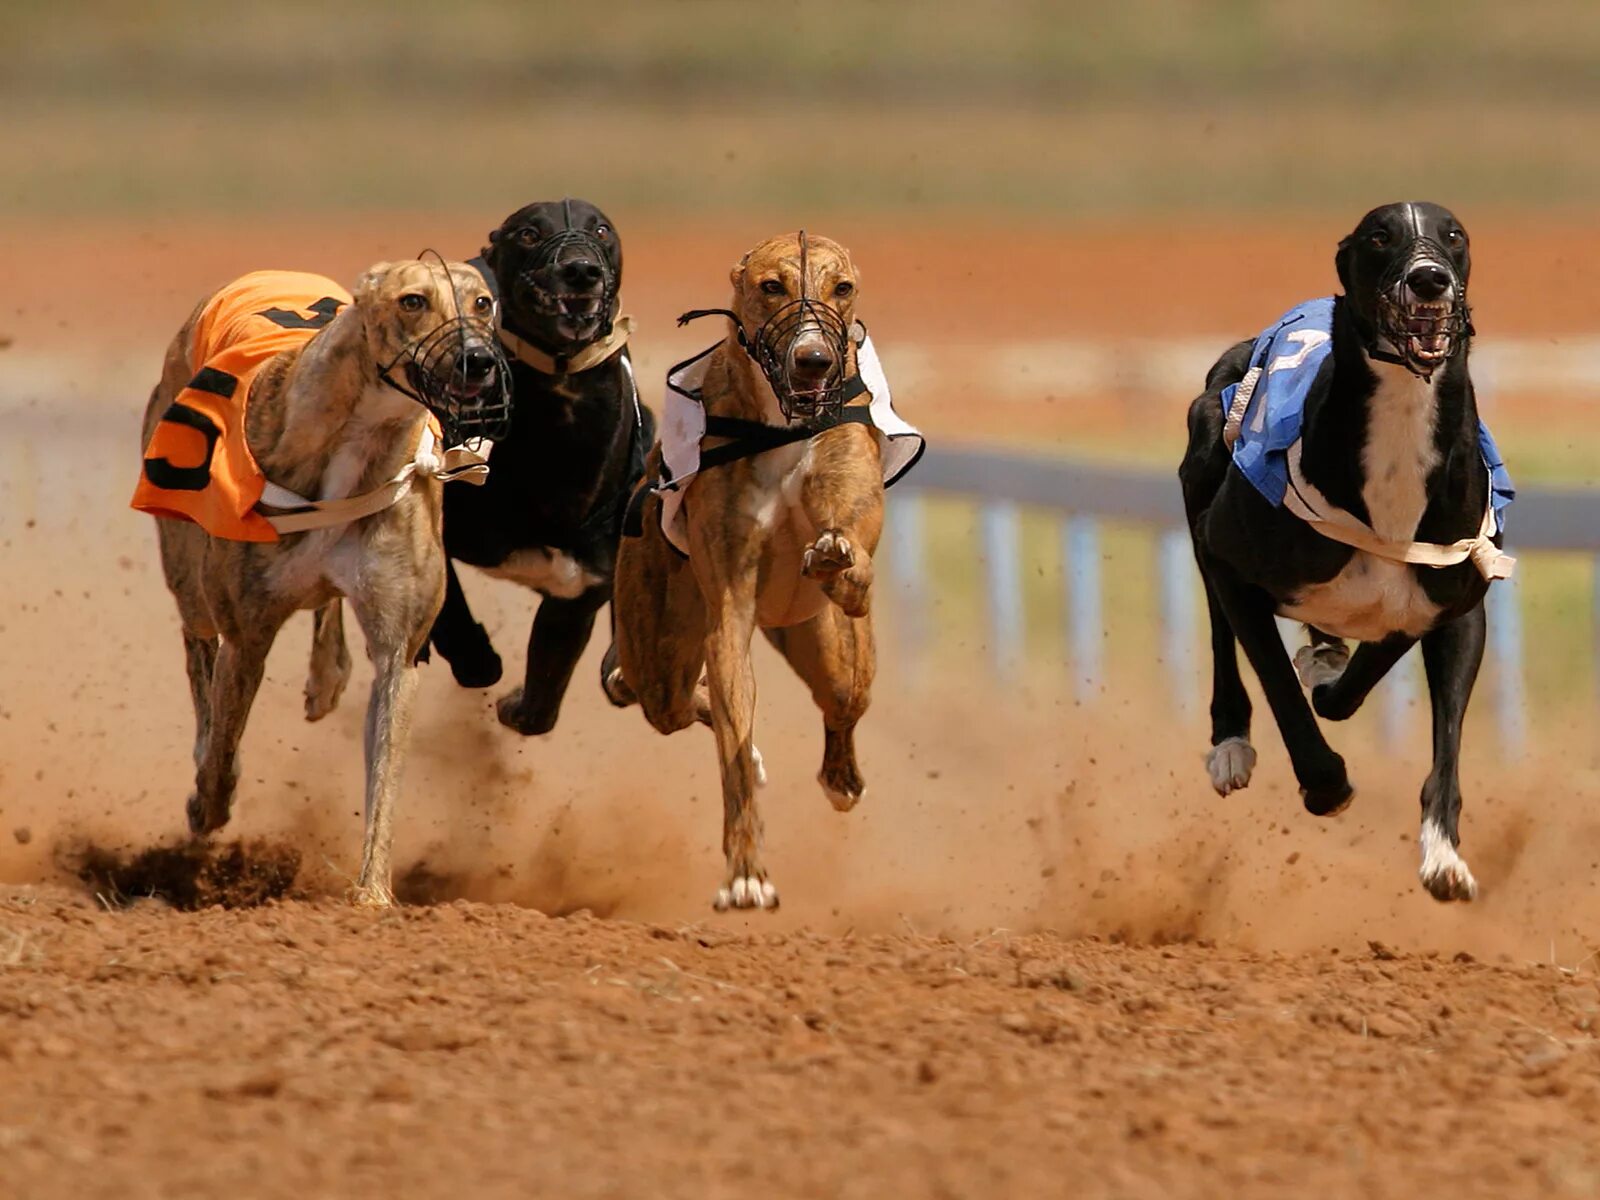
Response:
[1410,332,1450,359]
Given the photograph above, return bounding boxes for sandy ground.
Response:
[4,218,1600,1196]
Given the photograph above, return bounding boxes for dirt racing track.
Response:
[5,220,1600,1197]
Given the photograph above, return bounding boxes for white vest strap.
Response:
[1283,441,1514,581]
[258,424,490,535]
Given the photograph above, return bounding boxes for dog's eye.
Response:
[760,279,785,296]
[473,295,493,314]
[399,294,427,313]
[1445,228,1465,245]
[833,281,855,298]
[516,227,542,247]
[1368,228,1391,248]
[594,224,611,240]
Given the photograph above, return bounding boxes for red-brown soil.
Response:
[4,886,1599,1198]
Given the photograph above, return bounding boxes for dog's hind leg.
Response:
[1310,633,1416,722]
[497,588,607,736]
[1416,604,1485,901]
[188,628,278,836]
[1198,571,1257,796]
[1294,627,1351,690]
[1204,554,1352,816]
[182,631,219,768]
[612,498,708,736]
[764,605,875,812]
[429,559,502,689]
[304,600,352,722]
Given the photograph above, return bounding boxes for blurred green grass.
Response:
[5,0,1600,215]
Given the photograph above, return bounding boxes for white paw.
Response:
[820,778,861,812]
[1418,820,1478,902]
[1206,737,1256,796]
[714,875,779,912]
[802,530,855,578]
[751,744,769,789]
[1295,641,1350,690]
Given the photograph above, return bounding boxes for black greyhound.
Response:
[429,198,654,734]
[1179,201,1514,902]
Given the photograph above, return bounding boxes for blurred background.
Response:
[4,0,1600,947]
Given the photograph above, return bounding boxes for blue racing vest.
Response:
[1223,297,1513,533]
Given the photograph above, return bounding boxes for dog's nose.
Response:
[1405,263,1452,301]
[458,347,497,380]
[558,258,604,288]
[792,346,835,377]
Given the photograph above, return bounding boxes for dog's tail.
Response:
[1204,338,1256,393]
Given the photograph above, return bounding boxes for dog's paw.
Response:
[714,873,779,912]
[303,668,350,723]
[185,792,229,836]
[434,623,502,689]
[497,688,558,736]
[1294,641,1350,690]
[1206,737,1256,796]
[1418,821,1478,902]
[802,530,855,580]
[1300,774,1354,818]
[350,882,395,909]
[820,776,861,812]
[451,649,503,690]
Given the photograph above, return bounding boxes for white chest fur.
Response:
[1279,365,1444,642]
[482,548,602,599]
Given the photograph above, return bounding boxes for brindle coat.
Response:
[140,260,495,906]
[610,232,883,911]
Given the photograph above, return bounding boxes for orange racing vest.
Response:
[132,270,353,542]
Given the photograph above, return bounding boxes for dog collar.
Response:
[499,313,634,377]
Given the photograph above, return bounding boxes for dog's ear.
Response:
[1334,234,1356,294]
[728,252,751,292]
[353,262,394,306]
[483,228,502,269]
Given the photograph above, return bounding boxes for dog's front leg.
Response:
[1416,604,1486,901]
[353,646,419,907]
[429,559,503,689]
[799,424,883,618]
[1204,554,1353,816]
[498,588,607,736]
[692,542,771,910]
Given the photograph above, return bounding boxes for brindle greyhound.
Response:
[137,259,505,906]
[608,231,893,911]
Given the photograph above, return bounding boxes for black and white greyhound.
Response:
[1179,201,1515,902]
[428,199,653,735]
